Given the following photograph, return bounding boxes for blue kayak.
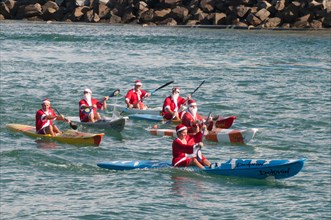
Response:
[97,158,305,179]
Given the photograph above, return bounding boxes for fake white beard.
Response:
[84,93,92,106]
[171,93,179,110]
[171,93,179,101]
[189,107,198,118]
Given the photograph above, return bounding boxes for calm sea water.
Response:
[0,21,330,219]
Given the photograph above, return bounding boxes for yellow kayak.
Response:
[6,124,104,146]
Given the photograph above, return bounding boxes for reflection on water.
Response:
[35,139,57,149]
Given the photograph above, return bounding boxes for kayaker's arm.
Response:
[45,114,64,121]
[101,96,109,110]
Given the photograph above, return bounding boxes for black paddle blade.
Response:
[151,81,174,94]
[191,80,205,96]
[69,122,78,130]
[109,89,120,97]
[120,107,128,116]
[205,112,212,125]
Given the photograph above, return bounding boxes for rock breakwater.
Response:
[1,0,330,29]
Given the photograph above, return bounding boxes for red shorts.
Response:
[37,127,47,134]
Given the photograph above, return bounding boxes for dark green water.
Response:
[0,21,330,219]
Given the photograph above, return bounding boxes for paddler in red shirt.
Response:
[172,124,211,169]
[79,88,109,122]
[35,98,65,136]
[125,80,151,110]
[181,99,213,135]
[162,87,190,120]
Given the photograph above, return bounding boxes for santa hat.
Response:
[42,98,50,104]
[188,99,197,107]
[172,87,180,93]
[84,88,92,94]
[135,80,142,86]
[176,124,187,133]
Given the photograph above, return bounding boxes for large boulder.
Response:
[273,0,285,11]
[292,14,311,28]
[255,8,270,21]
[200,0,214,13]
[0,2,11,19]
[276,1,300,24]
[98,2,110,19]
[159,17,177,25]
[257,0,272,10]
[122,11,136,23]
[246,13,262,26]
[153,8,171,21]
[213,12,227,25]
[42,1,61,20]
[85,10,100,22]
[170,6,189,22]
[159,0,181,7]
[109,11,121,23]
[309,19,323,28]
[16,3,42,18]
[264,17,281,28]
[236,5,251,18]
[139,8,154,23]
[0,0,19,19]
[73,6,89,21]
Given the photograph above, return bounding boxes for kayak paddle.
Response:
[202,112,212,136]
[150,80,174,95]
[109,89,120,97]
[190,80,205,97]
[165,80,206,123]
[54,108,78,130]
[141,80,174,102]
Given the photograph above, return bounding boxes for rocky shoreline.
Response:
[1,0,330,29]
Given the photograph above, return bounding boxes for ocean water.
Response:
[0,21,330,219]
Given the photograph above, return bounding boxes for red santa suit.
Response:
[181,111,204,134]
[162,92,187,120]
[35,108,56,133]
[79,98,103,122]
[172,125,206,167]
[125,89,147,109]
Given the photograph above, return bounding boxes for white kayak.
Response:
[108,104,162,115]
[147,128,258,145]
[67,116,125,132]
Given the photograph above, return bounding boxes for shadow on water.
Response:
[165,168,298,192]
[74,125,124,141]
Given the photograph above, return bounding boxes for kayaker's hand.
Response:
[56,114,65,120]
[179,105,187,112]
[128,104,133,108]
[103,96,109,101]
[172,110,177,117]
[193,124,200,133]
[198,142,203,148]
